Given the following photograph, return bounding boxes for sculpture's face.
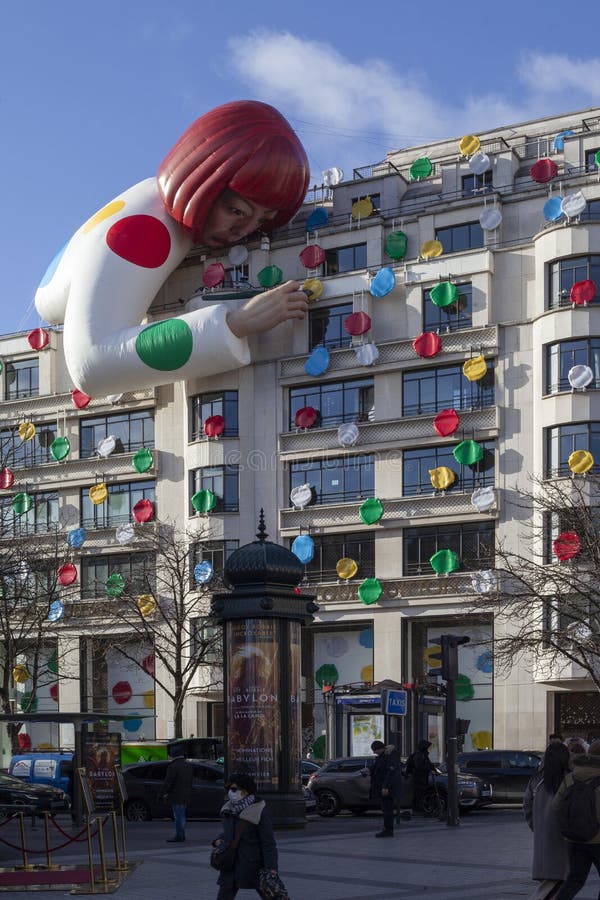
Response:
[201,189,277,249]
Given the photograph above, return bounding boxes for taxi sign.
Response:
[382,689,407,716]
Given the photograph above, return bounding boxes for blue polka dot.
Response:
[38,241,70,288]
[359,628,374,649]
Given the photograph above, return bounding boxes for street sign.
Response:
[382,689,407,716]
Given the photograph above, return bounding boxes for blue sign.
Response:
[383,689,407,716]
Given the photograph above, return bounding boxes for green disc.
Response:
[359,498,384,525]
[191,489,217,514]
[105,573,126,597]
[410,157,433,180]
[133,448,154,473]
[430,281,459,308]
[257,266,283,288]
[430,549,460,575]
[50,436,70,462]
[12,492,33,516]
[315,663,339,688]
[453,440,484,466]
[358,578,383,605]
[384,230,408,260]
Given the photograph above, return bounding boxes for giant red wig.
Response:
[157,100,310,243]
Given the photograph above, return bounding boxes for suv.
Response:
[456,750,542,804]
[306,756,492,818]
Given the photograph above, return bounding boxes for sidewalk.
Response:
[2,809,600,899]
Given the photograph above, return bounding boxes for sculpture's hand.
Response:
[226,281,309,339]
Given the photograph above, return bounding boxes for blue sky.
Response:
[2,1,600,334]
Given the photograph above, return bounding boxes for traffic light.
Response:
[427,634,470,679]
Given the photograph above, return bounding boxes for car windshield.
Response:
[0,772,31,786]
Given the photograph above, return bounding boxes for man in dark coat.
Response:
[405,739,435,812]
[161,748,193,842]
[369,740,402,837]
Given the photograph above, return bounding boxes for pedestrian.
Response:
[212,773,283,899]
[565,738,588,762]
[523,741,571,900]
[549,734,565,744]
[161,747,193,843]
[368,740,402,837]
[552,739,600,898]
[405,740,436,812]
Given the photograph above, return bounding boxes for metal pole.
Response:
[445,675,459,827]
[110,811,122,871]
[18,812,31,870]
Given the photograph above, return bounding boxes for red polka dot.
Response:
[106,215,171,268]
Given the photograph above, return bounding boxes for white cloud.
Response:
[226,31,600,177]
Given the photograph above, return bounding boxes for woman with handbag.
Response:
[211,773,288,899]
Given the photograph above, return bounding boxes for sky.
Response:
[2,0,600,335]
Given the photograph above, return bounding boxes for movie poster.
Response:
[226,619,280,790]
[84,731,121,812]
[288,621,302,791]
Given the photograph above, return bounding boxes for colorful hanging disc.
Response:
[433,409,460,437]
[20,691,39,712]
[133,498,155,522]
[137,595,157,617]
[344,311,372,336]
[420,240,443,259]
[358,578,383,605]
[0,468,15,489]
[553,130,574,152]
[57,563,77,586]
[193,560,215,584]
[12,664,31,684]
[553,531,582,561]
[430,282,458,308]
[12,492,33,515]
[202,262,225,288]
[304,345,330,377]
[561,191,587,218]
[48,600,64,622]
[471,486,496,512]
[294,406,319,429]
[568,365,594,389]
[302,277,324,301]
[191,489,216,514]
[530,158,558,184]
[257,265,283,288]
[28,328,49,350]
[337,422,359,447]
[413,332,442,358]
[351,197,374,219]
[463,355,488,382]
[132,448,154,473]
[369,267,395,297]
[289,484,313,509]
[204,415,225,438]
[429,466,456,490]
[410,158,433,180]
[479,208,502,230]
[430,549,460,575]
[89,483,108,505]
[116,523,136,545]
[568,450,594,474]
[469,151,490,174]
[359,497,384,525]
[384,231,408,260]
[97,435,117,457]
[543,197,564,222]
[50,436,70,462]
[228,245,249,266]
[299,245,326,268]
[570,280,597,305]
[18,422,36,442]
[106,573,126,597]
[306,207,329,232]
[459,134,481,157]
[453,440,484,466]
[336,557,358,580]
[292,534,315,565]
[72,389,92,409]
[354,343,379,366]
[67,527,86,548]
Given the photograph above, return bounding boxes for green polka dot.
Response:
[136,319,193,371]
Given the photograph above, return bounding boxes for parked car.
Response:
[122,759,316,821]
[9,752,73,796]
[455,750,542,804]
[0,771,70,817]
[301,760,321,786]
[306,756,492,818]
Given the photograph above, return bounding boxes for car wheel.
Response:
[422,791,445,818]
[315,789,341,817]
[125,799,152,822]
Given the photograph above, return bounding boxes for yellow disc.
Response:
[137,594,157,617]
[336,557,358,580]
[12,664,30,683]
[83,200,126,233]
[360,664,374,684]
[471,730,492,750]
[420,240,443,259]
[18,422,36,442]
[89,483,108,505]
[459,134,481,157]
[463,354,488,382]
[351,197,374,220]
[143,689,155,709]
[568,450,594,474]
[429,466,456,490]
[303,278,324,301]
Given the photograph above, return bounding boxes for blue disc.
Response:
[544,196,564,222]
[48,600,64,622]
[369,267,396,297]
[304,345,330,377]
[292,534,315,564]
[306,207,329,232]
[67,527,86,548]
[194,561,214,584]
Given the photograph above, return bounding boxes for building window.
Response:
[546,339,600,394]
[81,480,155,528]
[548,255,600,310]
[190,466,239,513]
[402,363,494,417]
[324,244,367,276]
[300,532,375,583]
[461,171,493,196]
[190,391,238,440]
[1,491,58,536]
[191,620,223,664]
[5,359,39,400]
[191,540,239,578]
[403,522,495,576]
[586,148,600,172]
[309,303,353,351]
[81,553,153,599]
[435,222,484,254]
[80,410,155,459]
[546,423,600,478]
[289,378,374,430]
[290,454,374,506]
[403,442,495,496]
[423,283,473,333]
[581,199,600,222]
[543,595,592,636]
[0,423,56,468]
[222,264,249,289]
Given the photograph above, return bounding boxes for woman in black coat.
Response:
[212,773,279,899]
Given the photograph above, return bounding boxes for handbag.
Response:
[258,868,290,899]
[210,819,249,872]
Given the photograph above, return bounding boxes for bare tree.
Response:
[91,521,224,738]
[468,474,600,687]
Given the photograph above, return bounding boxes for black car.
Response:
[456,750,542,804]
[307,756,492,817]
[0,771,70,817]
[123,759,225,822]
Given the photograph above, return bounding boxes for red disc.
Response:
[28,328,49,350]
[202,262,226,288]
[72,389,92,409]
[204,415,225,437]
[344,312,372,336]
[142,652,155,676]
[111,681,132,705]
[413,332,442,358]
[299,245,326,268]
[433,408,460,437]
[0,468,15,489]
[530,158,558,184]
[18,733,32,751]
[58,563,78,586]
[294,406,318,429]
[133,498,154,523]
[553,531,581,561]
[106,215,171,269]
[570,279,597,305]
[50,684,59,703]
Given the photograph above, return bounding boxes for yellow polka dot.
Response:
[143,690,154,709]
[83,200,126,234]
[361,664,374,683]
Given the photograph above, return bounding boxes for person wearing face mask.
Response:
[212,773,281,899]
